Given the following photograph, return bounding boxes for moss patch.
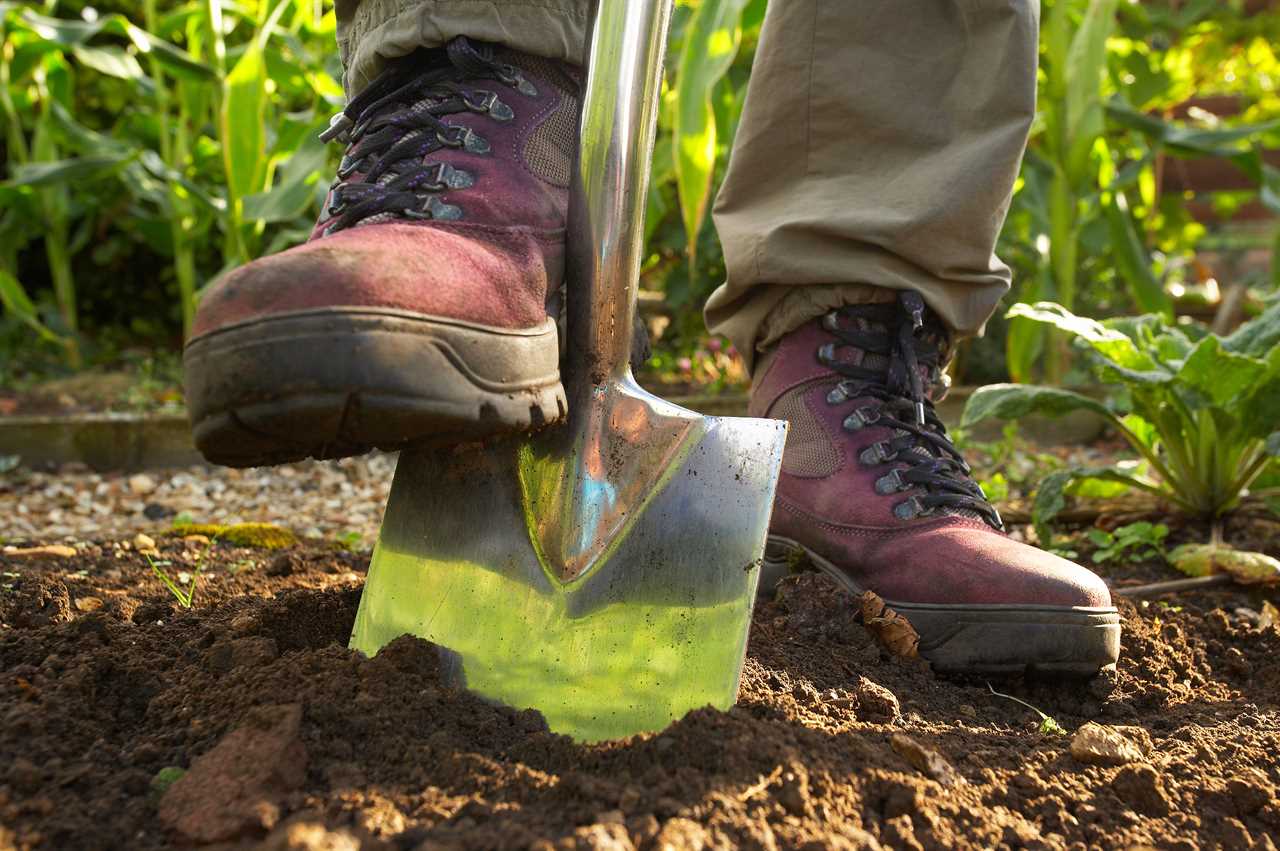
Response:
[168,522,298,550]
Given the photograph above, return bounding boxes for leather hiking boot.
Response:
[755,292,1120,675]
[184,38,577,466]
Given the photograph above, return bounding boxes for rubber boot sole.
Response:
[762,535,1121,676]
[183,307,566,467]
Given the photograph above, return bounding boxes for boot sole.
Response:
[763,536,1121,676]
[183,307,566,467]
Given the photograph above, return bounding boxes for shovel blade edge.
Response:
[350,413,786,742]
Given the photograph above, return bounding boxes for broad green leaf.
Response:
[1005,302,1168,380]
[221,41,268,201]
[1222,299,1280,359]
[1170,544,1280,585]
[1176,335,1267,409]
[673,0,749,261]
[4,154,132,187]
[242,130,328,223]
[961,383,1113,428]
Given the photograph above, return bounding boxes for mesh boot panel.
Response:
[773,382,841,478]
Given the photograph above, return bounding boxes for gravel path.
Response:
[1,454,396,546]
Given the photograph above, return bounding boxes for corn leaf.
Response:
[673,0,748,261]
[71,44,144,79]
[5,154,132,187]
[220,42,268,201]
[1102,189,1171,318]
[0,269,66,345]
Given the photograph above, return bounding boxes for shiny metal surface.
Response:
[349,0,787,742]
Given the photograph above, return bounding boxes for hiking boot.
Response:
[756,292,1121,675]
[184,38,577,466]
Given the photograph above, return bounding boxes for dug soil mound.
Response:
[1,538,1278,850]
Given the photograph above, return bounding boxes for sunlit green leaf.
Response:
[961,383,1113,429]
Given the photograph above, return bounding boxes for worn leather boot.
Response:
[756,292,1121,675]
[185,38,577,466]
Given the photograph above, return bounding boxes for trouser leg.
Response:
[336,0,591,95]
[705,0,1039,371]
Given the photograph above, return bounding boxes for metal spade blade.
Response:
[349,0,787,743]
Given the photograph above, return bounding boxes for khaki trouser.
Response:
[336,0,1038,372]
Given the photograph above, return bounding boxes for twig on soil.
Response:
[1112,574,1233,599]
[987,684,1067,736]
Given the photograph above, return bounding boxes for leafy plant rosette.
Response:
[962,300,1280,582]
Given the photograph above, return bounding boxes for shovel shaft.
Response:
[566,0,673,386]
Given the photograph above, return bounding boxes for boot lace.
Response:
[317,38,534,234]
[818,291,1003,530]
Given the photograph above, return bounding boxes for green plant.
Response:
[987,684,1068,737]
[963,300,1280,540]
[145,534,216,608]
[1001,0,1280,383]
[1086,521,1168,564]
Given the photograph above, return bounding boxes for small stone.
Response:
[133,533,158,555]
[258,821,360,851]
[890,734,960,786]
[143,502,174,521]
[73,596,104,613]
[158,703,307,843]
[1069,722,1149,766]
[128,474,158,495]
[1110,764,1168,815]
[566,822,634,851]
[855,677,901,722]
[653,818,707,851]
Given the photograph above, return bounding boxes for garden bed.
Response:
[2,533,1277,850]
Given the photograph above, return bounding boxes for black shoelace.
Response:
[317,38,533,234]
[818,291,1003,530]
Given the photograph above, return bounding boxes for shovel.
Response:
[349,0,787,743]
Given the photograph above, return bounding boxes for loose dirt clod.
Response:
[158,703,308,843]
[890,734,961,786]
[854,676,901,722]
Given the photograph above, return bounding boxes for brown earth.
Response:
[1,534,1278,850]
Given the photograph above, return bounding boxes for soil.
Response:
[2,534,1278,850]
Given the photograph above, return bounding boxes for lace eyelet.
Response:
[858,442,896,466]
[893,496,925,521]
[842,406,880,432]
[874,470,907,495]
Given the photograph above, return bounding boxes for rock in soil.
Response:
[1069,722,1151,766]
[1,544,1278,849]
[158,703,307,843]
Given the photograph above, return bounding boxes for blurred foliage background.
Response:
[1,0,1278,395]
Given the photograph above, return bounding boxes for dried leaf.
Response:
[74,596,103,612]
[859,591,920,658]
[1169,544,1280,586]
